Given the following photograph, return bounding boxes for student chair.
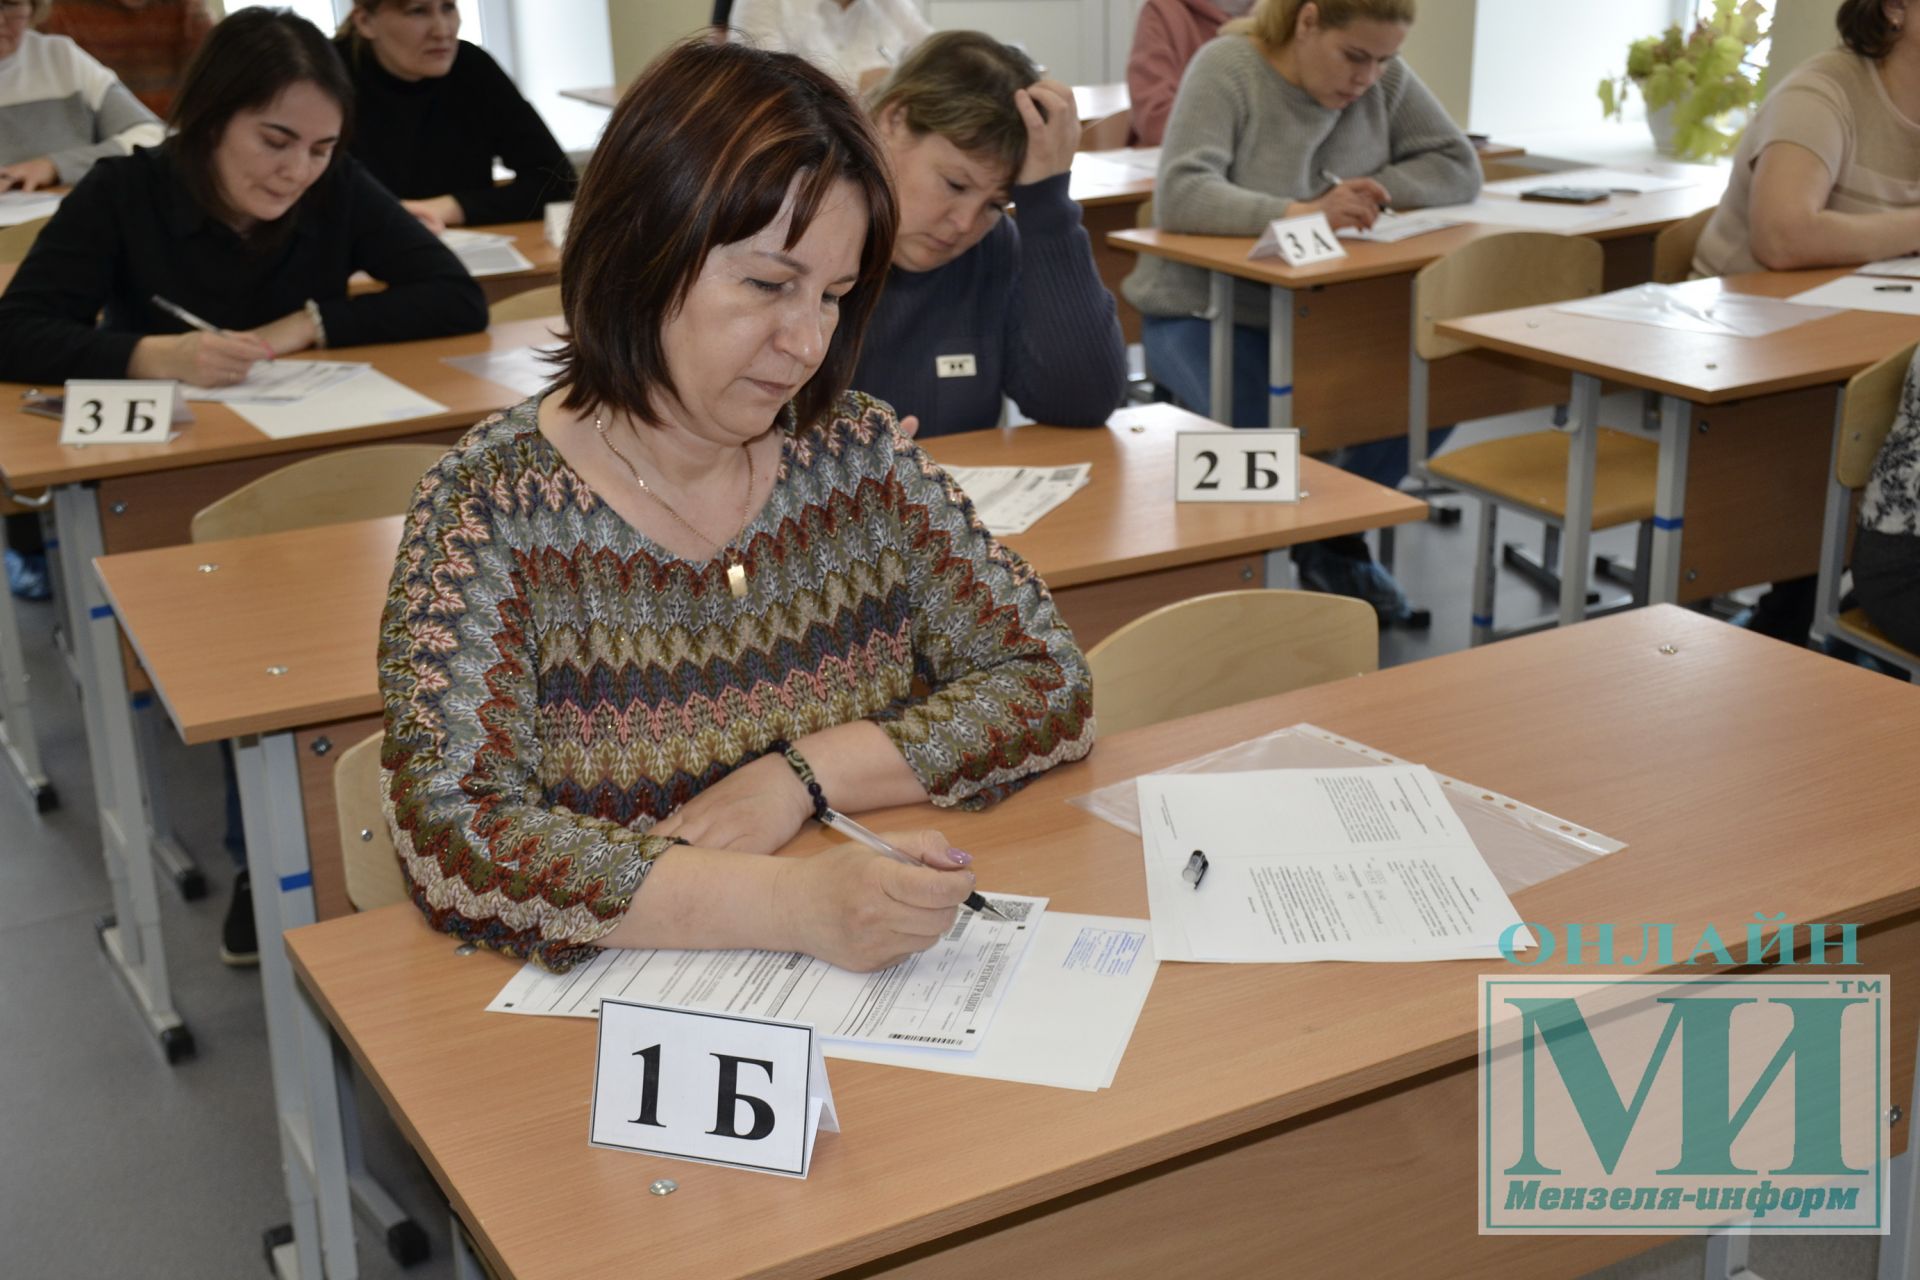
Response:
[1812,342,1920,680]
[189,444,447,542]
[1085,589,1377,736]
[0,214,50,263]
[1079,107,1131,152]
[1651,204,1716,284]
[1409,232,1659,645]
[334,731,408,911]
[486,283,563,325]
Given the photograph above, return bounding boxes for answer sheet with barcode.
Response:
[488,894,1046,1053]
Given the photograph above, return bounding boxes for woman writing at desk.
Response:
[378,40,1093,974]
[1123,0,1478,621]
[0,7,486,388]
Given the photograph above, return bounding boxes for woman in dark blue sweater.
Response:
[858,31,1127,439]
[335,0,576,228]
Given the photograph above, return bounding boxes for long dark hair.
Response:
[551,39,899,432]
[167,8,356,234]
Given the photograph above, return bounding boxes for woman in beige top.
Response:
[1695,0,1920,275]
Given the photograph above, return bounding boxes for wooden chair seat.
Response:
[487,283,562,325]
[1426,427,1659,529]
[1836,608,1920,665]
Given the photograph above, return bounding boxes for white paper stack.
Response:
[945,463,1091,535]
[1787,273,1920,316]
[440,228,534,276]
[490,896,1161,1091]
[1421,197,1629,233]
[1337,210,1463,243]
[1555,280,1834,338]
[443,345,561,396]
[1138,766,1532,963]
[1480,166,1699,197]
[183,359,370,405]
[226,367,448,439]
[0,191,60,227]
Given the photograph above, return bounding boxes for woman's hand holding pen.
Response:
[775,831,977,972]
[128,329,277,386]
[1294,176,1392,231]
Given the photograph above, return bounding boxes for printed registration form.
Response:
[944,464,1090,535]
[1138,767,1531,963]
[489,894,1046,1052]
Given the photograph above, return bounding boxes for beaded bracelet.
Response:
[765,738,829,823]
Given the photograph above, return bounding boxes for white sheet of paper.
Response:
[1554,280,1835,338]
[183,359,371,405]
[440,228,535,276]
[1138,767,1530,963]
[1420,197,1629,233]
[442,345,560,396]
[228,368,448,439]
[1857,256,1920,280]
[1481,167,1698,196]
[829,913,1158,1091]
[944,463,1090,535]
[1785,274,1920,316]
[1337,210,1463,243]
[490,894,1045,1052]
[0,191,60,226]
[1073,148,1159,184]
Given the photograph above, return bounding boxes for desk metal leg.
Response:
[1208,271,1234,424]
[1268,285,1295,429]
[0,563,54,810]
[52,484,191,1062]
[131,695,208,900]
[237,730,357,1280]
[1648,395,1694,605]
[1558,374,1602,628]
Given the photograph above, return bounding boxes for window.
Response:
[224,1,488,47]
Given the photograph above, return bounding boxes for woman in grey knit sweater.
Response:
[1124,0,1477,620]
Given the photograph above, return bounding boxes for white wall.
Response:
[501,0,614,154]
[1467,0,1686,135]
[928,0,1112,84]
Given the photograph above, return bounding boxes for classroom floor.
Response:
[0,395,1884,1279]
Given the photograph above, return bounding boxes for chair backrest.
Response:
[1412,231,1604,362]
[1837,342,1917,489]
[487,283,563,325]
[1651,204,1716,284]
[0,215,51,264]
[1085,589,1378,737]
[189,443,446,543]
[1078,108,1131,152]
[335,731,409,913]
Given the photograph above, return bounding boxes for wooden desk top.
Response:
[0,317,562,490]
[285,605,1920,1280]
[1473,139,1526,161]
[95,403,1424,745]
[1435,269,1920,404]
[1109,178,1725,289]
[560,84,619,109]
[1068,149,1156,208]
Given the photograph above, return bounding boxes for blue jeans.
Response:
[1141,314,1451,487]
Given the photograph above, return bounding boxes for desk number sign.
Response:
[59,380,178,447]
[1249,212,1347,267]
[1176,429,1301,504]
[589,999,839,1179]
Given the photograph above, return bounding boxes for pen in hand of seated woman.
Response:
[821,807,1008,919]
[1310,170,1392,231]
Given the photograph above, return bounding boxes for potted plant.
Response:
[1597,0,1770,161]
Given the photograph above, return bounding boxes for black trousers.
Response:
[1853,525,1920,655]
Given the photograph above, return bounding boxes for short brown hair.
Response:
[551,40,896,431]
[1230,0,1417,47]
[868,31,1040,186]
[1837,0,1901,58]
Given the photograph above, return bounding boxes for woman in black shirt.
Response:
[336,0,576,228]
[0,7,486,388]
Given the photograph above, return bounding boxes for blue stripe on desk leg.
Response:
[1268,384,1293,396]
[1652,515,1683,531]
[1471,614,1493,628]
[88,604,113,620]
[44,537,59,550]
[130,693,153,711]
[279,871,313,893]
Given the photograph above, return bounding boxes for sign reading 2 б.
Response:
[1175,429,1301,504]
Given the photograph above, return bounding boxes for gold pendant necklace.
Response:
[594,414,756,599]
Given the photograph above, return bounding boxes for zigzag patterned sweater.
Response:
[379,392,1095,971]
